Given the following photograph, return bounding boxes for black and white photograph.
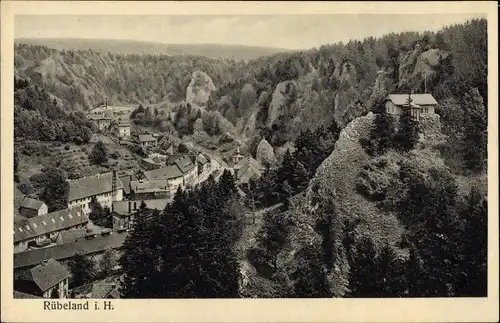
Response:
[1,1,498,322]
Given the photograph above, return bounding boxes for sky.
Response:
[15,14,485,50]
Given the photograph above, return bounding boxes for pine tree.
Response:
[347,237,379,297]
[292,245,331,298]
[119,201,161,298]
[455,187,487,296]
[462,88,487,172]
[394,110,419,152]
[69,254,96,288]
[39,167,69,212]
[89,140,108,165]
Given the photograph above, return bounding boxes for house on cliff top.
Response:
[385,93,438,121]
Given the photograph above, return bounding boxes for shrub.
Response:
[18,181,35,195]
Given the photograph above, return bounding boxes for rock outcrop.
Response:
[267,81,301,127]
[185,71,216,108]
[398,48,450,90]
[256,137,277,166]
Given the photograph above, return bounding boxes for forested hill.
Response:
[15,19,487,152]
[15,38,292,61]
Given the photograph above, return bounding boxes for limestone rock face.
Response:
[398,48,450,90]
[185,71,216,108]
[256,137,277,166]
[267,81,300,127]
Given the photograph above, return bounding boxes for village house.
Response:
[14,231,128,272]
[89,111,114,132]
[119,174,138,199]
[18,197,48,218]
[111,199,171,231]
[142,164,185,191]
[231,147,245,165]
[138,134,158,148]
[232,157,264,187]
[140,157,164,171]
[109,119,131,139]
[196,153,211,175]
[175,155,198,186]
[72,278,121,299]
[385,93,438,121]
[67,171,124,214]
[14,206,88,253]
[129,179,171,200]
[14,258,70,298]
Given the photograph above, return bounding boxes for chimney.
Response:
[112,170,117,193]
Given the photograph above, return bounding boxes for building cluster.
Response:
[88,101,131,140]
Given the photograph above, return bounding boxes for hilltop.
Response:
[15,38,293,61]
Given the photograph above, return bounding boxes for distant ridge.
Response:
[15,38,293,60]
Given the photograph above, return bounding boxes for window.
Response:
[32,223,38,228]
[60,216,65,221]
[51,218,56,223]
[68,214,73,219]
[25,225,30,231]
[42,221,47,226]
[18,227,23,232]
[422,107,428,114]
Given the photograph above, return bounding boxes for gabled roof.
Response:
[387,94,438,106]
[138,134,156,142]
[15,258,70,292]
[112,199,170,215]
[57,228,86,245]
[20,197,46,210]
[14,232,128,269]
[119,174,138,195]
[143,165,183,181]
[197,153,209,165]
[89,114,112,121]
[13,291,43,299]
[175,156,195,174]
[91,282,119,298]
[235,157,263,184]
[68,172,123,202]
[166,154,183,165]
[130,180,168,192]
[14,206,88,243]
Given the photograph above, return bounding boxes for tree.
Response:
[292,244,331,298]
[394,109,419,152]
[462,88,487,172]
[89,140,108,165]
[259,209,289,270]
[39,167,69,212]
[361,106,394,156]
[69,254,96,287]
[14,148,20,182]
[347,237,379,297]
[120,201,161,298]
[98,249,117,278]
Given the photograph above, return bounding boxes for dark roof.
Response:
[175,156,196,174]
[89,114,112,121]
[119,174,138,195]
[14,206,88,243]
[112,199,170,215]
[387,94,438,106]
[20,197,46,210]
[14,232,128,269]
[138,134,156,142]
[130,180,169,192]
[197,153,209,165]
[166,153,183,165]
[15,259,70,292]
[13,290,43,299]
[235,157,262,184]
[91,282,119,298]
[68,172,123,201]
[143,165,183,181]
[57,228,87,245]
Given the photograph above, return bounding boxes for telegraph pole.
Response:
[424,69,427,94]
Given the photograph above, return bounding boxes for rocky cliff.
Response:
[185,71,217,108]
